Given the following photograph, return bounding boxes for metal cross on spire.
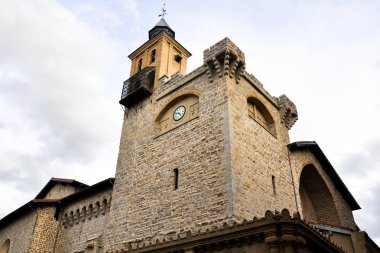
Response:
[158,3,167,19]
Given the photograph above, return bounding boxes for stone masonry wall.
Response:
[228,72,298,219]
[44,183,77,200]
[28,206,59,253]
[290,150,356,230]
[202,37,298,219]
[105,65,233,252]
[54,188,112,253]
[0,211,36,253]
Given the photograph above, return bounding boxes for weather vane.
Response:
[158,3,167,19]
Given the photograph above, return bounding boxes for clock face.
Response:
[173,106,186,121]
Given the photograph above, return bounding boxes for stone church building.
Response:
[0,19,379,253]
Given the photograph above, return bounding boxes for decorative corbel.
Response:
[204,63,213,83]
[213,56,222,78]
[224,51,230,76]
[230,60,239,78]
[235,62,246,84]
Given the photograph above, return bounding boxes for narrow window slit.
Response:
[174,168,179,190]
[272,175,277,195]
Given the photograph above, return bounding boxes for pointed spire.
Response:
[155,18,171,29]
[148,4,175,39]
[148,18,175,39]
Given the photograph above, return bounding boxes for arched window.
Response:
[299,164,341,227]
[151,49,156,63]
[156,94,199,135]
[247,97,276,136]
[0,239,10,253]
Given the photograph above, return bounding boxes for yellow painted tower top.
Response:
[128,18,191,87]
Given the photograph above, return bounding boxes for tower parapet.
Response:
[277,94,298,130]
[203,37,246,83]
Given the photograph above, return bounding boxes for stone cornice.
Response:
[106,209,346,253]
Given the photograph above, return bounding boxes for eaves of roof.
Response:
[35,177,88,199]
[0,178,114,228]
[0,199,59,228]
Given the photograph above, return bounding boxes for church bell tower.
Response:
[98,9,371,252]
[106,15,300,253]
[119,17,191,108]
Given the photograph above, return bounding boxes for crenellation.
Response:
[203,38,245,63]
[203,38,246,84]
[277,94,298,130]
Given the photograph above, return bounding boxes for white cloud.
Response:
[337,139,380,242]
[120,0,140,19]
[0,0,123,216]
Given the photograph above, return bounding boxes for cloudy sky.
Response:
[1,0,379,244]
